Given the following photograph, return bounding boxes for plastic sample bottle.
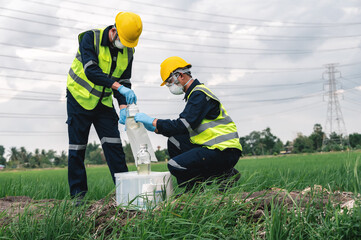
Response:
[126,104,140,129]
[137,144,151,175]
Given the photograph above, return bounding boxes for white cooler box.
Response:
[114,171,173,209]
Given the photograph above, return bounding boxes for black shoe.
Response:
[218,168,241,192]
[227,168,241,182]
[72,195,86,207]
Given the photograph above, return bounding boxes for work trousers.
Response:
[167,134,242,188]
[66,90,128,197]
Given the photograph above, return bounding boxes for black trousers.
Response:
[66,90,128,197]
[167,134,241,187]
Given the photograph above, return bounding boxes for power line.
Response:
[3,6,361,43]
[232,101,324,122]
[0,5,345,30]
[61,0,361,28]
[0,88,62,96]
[0,66,65,76]
[1,39,358,57]
[342,106,361,114]
[0,54,70,65]
[210,79,324,89]
[0,90,323,104]
[341,76,361,86]
[128,0,361,26]
[0,130,65,136]
[3,16,360,53]
[0,42,74,55]
[0,112,64,119]
[0,74,63,83]
[1,12,361,54]
[10,1,361,40]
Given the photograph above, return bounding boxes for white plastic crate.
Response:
[114,171,173,209]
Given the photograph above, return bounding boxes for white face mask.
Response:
[114,39,125,49]
[167,75,193,95]
[169,82,184,95]
[112,29,125,49]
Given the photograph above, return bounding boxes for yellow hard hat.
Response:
[115,12,143,48]
[160,56,192,86]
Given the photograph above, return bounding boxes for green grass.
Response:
[0,162,168,200]
[235,151,361,193]
[1,151,360,239]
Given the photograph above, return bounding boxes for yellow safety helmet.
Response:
[160,56,192,86]
[115,12,143,48]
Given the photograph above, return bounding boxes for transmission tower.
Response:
[322,63,349,150]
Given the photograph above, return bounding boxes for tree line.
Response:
[0,142,169,169]
[240,123,361,156]
[1,123,361,169]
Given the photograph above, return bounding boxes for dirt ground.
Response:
[0,185,358,235]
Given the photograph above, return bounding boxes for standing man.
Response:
[66,12,142,199]
[134,56,242,191]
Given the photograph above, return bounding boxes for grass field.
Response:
[1,151,360,239]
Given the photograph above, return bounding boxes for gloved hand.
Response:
[118,108,127,125]
[117,85,137,104]
[134,113,156,132]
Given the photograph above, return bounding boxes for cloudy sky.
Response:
[0,0,360,155]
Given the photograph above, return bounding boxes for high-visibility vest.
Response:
[67,28,133,110]
[186,84,243,151]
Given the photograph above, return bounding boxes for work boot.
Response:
[218,168,241,192]
[72,194,86,207]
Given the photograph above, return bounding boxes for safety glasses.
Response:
[165,73,179,87]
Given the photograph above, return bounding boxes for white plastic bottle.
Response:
[126,104,140,129]
[137,144,151,175]
[124,104,158,163]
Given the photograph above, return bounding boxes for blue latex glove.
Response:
[117,85,137,104]
[134,113,156,132]
[118,108,126,125]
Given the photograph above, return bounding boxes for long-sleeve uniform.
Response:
[156,79,242,187]
[66,26,131,197]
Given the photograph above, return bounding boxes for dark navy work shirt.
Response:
[79,25,133,106]
[156,79,220,137]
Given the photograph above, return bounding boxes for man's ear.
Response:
[109,28,116,40]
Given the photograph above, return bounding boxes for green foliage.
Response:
[0,142,169,169]
[4,147,66,169]
[349,133,361,149]
[239,127,283,156]
[155,148,170,161]
[53,151,67,167]
[85,142,104,165]
[0,163,166,200]
[1,152,361,239]
[0,145,6,165]
[309,123,324,151]
[122,141,135,163]
[293,133,314,153]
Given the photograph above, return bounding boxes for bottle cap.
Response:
[126,104,139,117]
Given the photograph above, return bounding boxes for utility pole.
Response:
[322,63,349,150]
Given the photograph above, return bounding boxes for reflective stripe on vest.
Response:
[67,28,133,110]
[187,85,242,151]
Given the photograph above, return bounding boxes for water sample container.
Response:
[126,104,140,129]
[124,104,158,163]
[137,144,151,175]
[115,171,174,209]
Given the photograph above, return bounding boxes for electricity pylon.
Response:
[322,63,350,150]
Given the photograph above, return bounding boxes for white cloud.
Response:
[1,0,361,154]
